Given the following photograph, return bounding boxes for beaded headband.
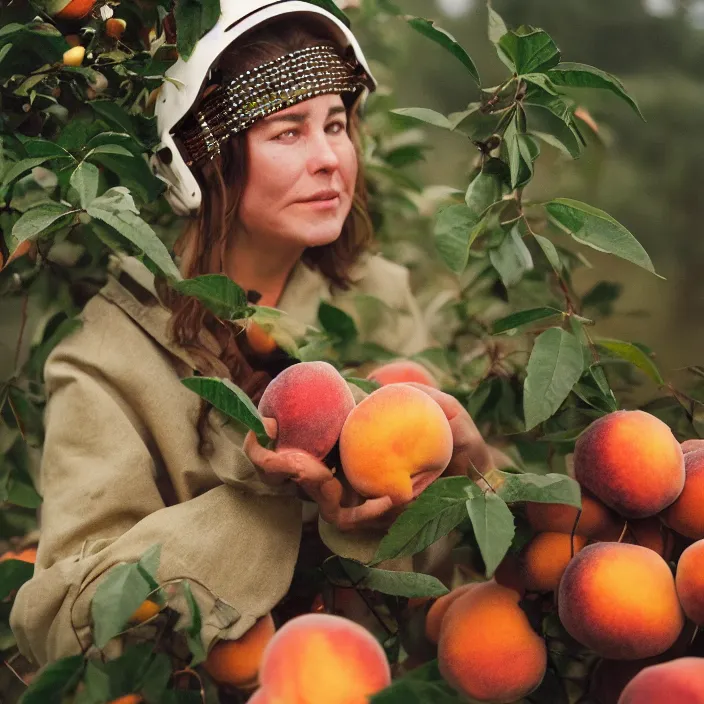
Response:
[175,44,373,167]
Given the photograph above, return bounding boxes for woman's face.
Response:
[237,93,358,251]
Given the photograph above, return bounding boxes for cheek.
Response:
[341,142,359,193]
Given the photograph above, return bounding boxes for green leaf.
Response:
[70,161,100,210]
[498,27,561,75]
[523,328,585,430]
[370,477,481,565]
[19,654,84,704]
[86,144,134,158]
[489,226,534,287]
[344,376,380,394]
[492,307,563,335]
[303,0,351,27]
[90,101,143,146]
[91,562,153,648]
[174,0,222,62]
[523,72,560,96]
[503,110,522,188]
[180,377,268,446]
[487,3,508,44]
[389,108,453,130]
[12,202,73,243]
[595,338,664,385]
[172,275,249,320]
[548,62,644,121]
[0,559,34,600]
[525,104,583,159]
[178,581,206,666]
[434,204,481,274]
[406,17,479,84]
[370,660,465,704]
[546,198,657,275]
[465,169,502,215]
[466,492,515,577]
[533,233,563,273]
[324,557,449,598]
[318,301,358,344]
[496,471,582,507]
[6,475,42,508]
[87,200,182,282]
[2,157,54,189]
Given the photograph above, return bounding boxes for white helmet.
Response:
[150,0,377,216]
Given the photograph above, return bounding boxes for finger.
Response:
[245,434,334,485]
[261,416,278,440]
[243,431,288,485]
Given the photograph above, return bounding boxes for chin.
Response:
[287,218,347,248]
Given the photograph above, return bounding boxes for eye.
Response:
[274,128,298,141]
[328,120,347,134]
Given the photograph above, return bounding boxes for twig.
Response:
[13,294,29,372]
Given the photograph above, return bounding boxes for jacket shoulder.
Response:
[347,253,413,307]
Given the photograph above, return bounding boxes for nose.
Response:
[307,127,341,174]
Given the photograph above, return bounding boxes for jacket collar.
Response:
[98,254,335,371]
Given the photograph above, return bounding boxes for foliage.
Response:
[0,1,702,703]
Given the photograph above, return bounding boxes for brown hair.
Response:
[155,16,375,449]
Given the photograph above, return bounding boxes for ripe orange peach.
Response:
[625,517,674,559]
[0,546,36,564]
[438,581,547,702]
[259,362,355,460]
[493,554,526,598]
[574,410,685,518]
[558,543,684,659]
[424,584,477,644]
[367,360,439,389]
[205,614,276,689]
[525,492,620,539]
[618,658,704,704]
[681,439,704,454]
[254,613,391,704]
[128,599,160,624]
[53,0,95,19]
[663,450,704,539]
[105,18,127,39]
[108,696,142,704]
[675,540,704,625]
[519,532,588,593]
[246,321,278,355]
[339,384,453,505]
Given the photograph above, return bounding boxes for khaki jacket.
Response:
[10,252,431,667]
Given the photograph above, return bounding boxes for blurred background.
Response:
[353,0,704,376]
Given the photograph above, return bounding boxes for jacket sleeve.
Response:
[10,303,302,667]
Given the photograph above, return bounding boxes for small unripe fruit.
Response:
[105,18,127,39]
[63,46,85,67]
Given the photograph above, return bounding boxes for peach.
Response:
[205,614,276,689]
[519,532,588,593]
[663,450,704,539]
[675,540,704,625]
[254,613,391,704]
[0,547,36,563]
[682,439,704,454]
[625,517,674,559]
[493,554,526,598]
[425,583,477,644]
[438,581,547,702]
[558,543,684,659]
[339,384,453,505]
[259,362,355,460]
[367,360,439,389]
[525,492,620,539]
[618,658,704,704]
[246,321,278,355]
[573,410,685,518]
[128,599,161,624]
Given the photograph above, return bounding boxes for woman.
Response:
[10,0,494,671]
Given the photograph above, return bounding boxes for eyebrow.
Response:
[263,105,347,125]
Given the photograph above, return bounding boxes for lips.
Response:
[300,190,340,202]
